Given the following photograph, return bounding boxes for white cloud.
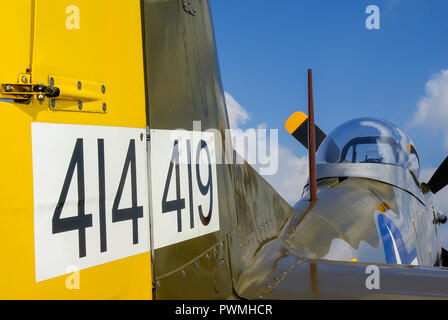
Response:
[412,69,448,147]
[225,92,308,205]
[412,69,448,248]
[224,92,250,129]
[263,146,309,205]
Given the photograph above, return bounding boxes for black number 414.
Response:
[52,138,143,258]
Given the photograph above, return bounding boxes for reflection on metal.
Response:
[314,162,424,203]
[317,118,420,179]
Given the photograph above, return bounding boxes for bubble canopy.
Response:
[316,118,420,179]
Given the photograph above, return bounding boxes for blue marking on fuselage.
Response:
[378,214,417,265]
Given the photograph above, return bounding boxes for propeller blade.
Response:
[285,111,327,150]
[427,156,448,194]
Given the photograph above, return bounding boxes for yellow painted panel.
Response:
[0,0,32,91]
[0,0,151,299]
[29,0,147,128]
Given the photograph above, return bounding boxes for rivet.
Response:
[102,102,107,112]
[101,85,106,94]
[78,101,83,110]
[77,81,82,90]
[49,77,54,86]
[50,100,55,108]
[37,94,44,101]
[21,76,28,83]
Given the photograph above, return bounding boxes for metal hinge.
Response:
[1,73,107,113]
[0,73,59,103]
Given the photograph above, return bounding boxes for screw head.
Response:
[77,81,82,90]
[21,76,28,83]
[50,100,55,108]
[78,101,83,110]
[37,94,44,101]
[102,102,107,112]
[101,85,106,94]
[49,77,54,86]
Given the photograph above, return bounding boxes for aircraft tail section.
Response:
[143,0,300,299]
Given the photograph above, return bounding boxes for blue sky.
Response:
[211,0,448,171]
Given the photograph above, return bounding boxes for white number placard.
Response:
[32,123,150,282]
[150,129,220,249]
